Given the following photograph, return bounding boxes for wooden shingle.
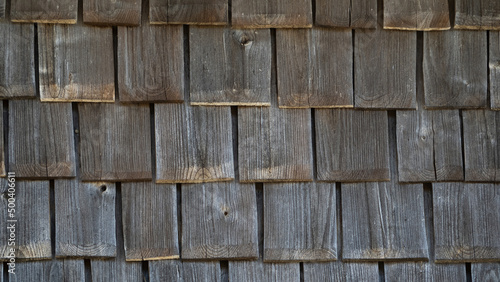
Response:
[315,0,377,28]
[383,0,450,30]
[13,260,85,282]
[0,103,4,177]
[149,0,227,25]
[303,262,379,281]
[455,0,500,30]
[490,32,500,109]
[90,247,142,282]
[149,261,222,282]
[10,0,77,23]
[385,262,466,281]
[472,263,500,281]
[83,0,141,26]
[229,261,300,282]
[0,0,4,18]
[232,0,312,28]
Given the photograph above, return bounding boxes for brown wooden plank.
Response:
[38,24,114,102]
[190,27,272,106]
[276,28,353,108]
[10,0,77,23]
[383,0,450,30]
[229,261,300,282]
[263,182,336,262]
[155,104,234,183]
[455,0,500,30]
[385,262,466,281]
[12,260,85,282]
[9,100,75,178]
[0,180,51,260]
[0,22,36,98]
[55,180,116,258]
[303,262,379,281]
[424,30,487,108]
[149,261,222,282]
[181,182,258,260]
[350,0,378,28]
[83,0,141,26]
[232,0,312,28]
[472,263,500,281]
[315,0,377,28]
[122,182,179,261]
[490,32,500,109]
[149,0,227,25]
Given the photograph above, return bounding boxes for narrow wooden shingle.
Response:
[12,260,85,282]
[122,182,179,261]
[434,183,500,262]
[55,180,116,258]
[155,104,234,183]
[79,103,152,181]
[91,246,142,282]
[455,0,500,30]
[385,262,466,281]
[232,0,313,28]
[383,0,450,30]
[424,30,487,108]
[303,262,379,281]
[38,24,114,102]
[84,0,141,26]
[10,0,77,23]
[264,182,336,262]
[276,28,353,108]
[490,32,500,109]
[149,0,227,25]
[150,261,221,282]
[229,261,300,282]
[181,182,258,260]
[315,0,377,28]
[9,100,75,178]
[472,263,500,281]
[190,27,271,106]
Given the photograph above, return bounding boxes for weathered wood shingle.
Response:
[232,0,312,28]
[10,0,77,23]
[303,262,379,281]
[230,261,300,282]
[383,0,450,30]
[149,0,227,25]
[490,32,500,109]
[455,0,500,30]
[472,263,500,281]
[12,260,85,282]
[385,262,466,281]
[83,0,141,26]
[315,0,377,28]
[150,261,221,282]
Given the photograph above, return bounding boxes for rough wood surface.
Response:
[9,100,75,178]
[0,181,51,260]
[0,0,4,18]
[181,182,258,259]
[385,262,466,281]
[0,21,36,98]
[383,0,450,30]
[84,0,141,26]
[232,0,313,28]
[79,103,152,181]
[315,0,377,28]
[12,260,85,282]
[90,246,142,282]
[303,262,379,281]
[424,30,487,108]
[55,180,116,258]
[122,182,179,261]
[155,104,234,183]
[315,109,390,182]
[455,0,500,30]
[190,27,272,106]
[229,261,300,282]
[149,261,221,282]
[490,32,500,109]
[472,263,500,281]
[38,24,114,102]
[149,0,227,25]
[10,0,77,23]
[276,28,353,108]
[434,183,500,262]
[264,182,336,262]
[0,103,4,177]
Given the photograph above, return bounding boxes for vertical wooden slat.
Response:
[350,0,378,28]
[490,32,500,109]
[232,0,313,28]
[455,0,500,30]
[90,246,142,281]
[83,0,141,26]
[383,0,450,30]
[385,262,466,281]
[149,0,227,25]
[11,260,85,282]
[10,0,78,23]
[229,261,300,282]
[303,262,379,281]
[149,261,222,282]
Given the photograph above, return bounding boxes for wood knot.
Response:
[240,37,252,46]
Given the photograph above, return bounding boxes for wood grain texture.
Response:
[490,32,500,109]
[90,246,142,282]
[315,109,390,181]
[434,183,500,262]
[122,182,179,261]
[55,180,116,258]
[0,0,4,19]
[315,0,377,28]
[118,23,184,102]
[155,104,234,183]
[303,262,379,281]
[0,103,4,177]
[229,261,300,282]
[472,263,500,281]
[276,28,353,108]
[384,0,450,30]
[232,0,313,28]
[38,24,114,102]
[11,260,85,282]
[9,100,75,178]
[149,0,227,25]
[264,182,336,262]
[190,27,271,106]
[181,182,258,259]
[149,261,221,282]
[84,0,141,26]
[79,103,152,181]
[455,0,500,30]
[0,21,36,98]
[10,0,77,23]
[424,30,487,108]
[0,180,51,260]
[385,262,466,281]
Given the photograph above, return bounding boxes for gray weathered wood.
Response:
[190,27,272,106]
[122,182,179,261]
[155,104,234,183]
[383,0,450,30]
[84,0,141,26]
[0,103,4,177]
[385,262,466,281]
[0,180,51,260]
[55,180,116,258]
[455,0,500,30]
[149,0,227,25]
[0,22,36,98]
[232,0,313,28]
[149,260,184,281]
[276,28,353,108]
[38,24,114,102]
[0,0,4,19]
[11,260,85,282]
[472,263,500,281]
[9,100,75,178]
[490,32,500,109]
[79,103,152,181]
[181,182,258,259]
[230,261,300,282]
[434,183,500,262]
[315,0,377,28]
[91,245,142,282]
[264,182,336,262]
[303,262,379,281]
[10,0,77,23]
[424,30,487,108]
[315,109,390,181]
[150,261,221,282]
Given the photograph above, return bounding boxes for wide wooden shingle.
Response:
[490,32,500,109]
[315,0,377,28]
[149,0,227,25]
[12,260,84,282]
[455,0,500,30]
[84,0,141,26]
[232,0,312,28]
[472,263,500,281]
[303,262,379,281]
[10,0,77,23]
[229,261,300,282]
[150,261,221,282]
[383,0,450,30]
[385,262,466,281]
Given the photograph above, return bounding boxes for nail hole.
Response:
[224,211,229,216]
[100,185,107,192]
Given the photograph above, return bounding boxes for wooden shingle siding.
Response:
[385,262,466,281]
[149,0,227,25]
[181,182,258,260]
[434,183,500,262]
[13,260,85,282]
[490,32,500,110]
[190,27,272,106]
[232,0,312,28]
[229,261,300,282]
[38,24,114,102]
[55,180,116,258]
[9,100,75,178]
[424,30,488,109]
[0,0,4,18]
[0,103,4,177]
[10,0,77,23]
[383,0,450,30]
[472,263,500,281]
[276,28,353,108]
[83,0,141,26]
[90,247,142,281]
[122,182,179,261]
[315,0,377,28]
[150,261,221,282]
[149,260,184,281]
[0,22,36,98]
[455,0,500,30]
[303,262,379,281]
